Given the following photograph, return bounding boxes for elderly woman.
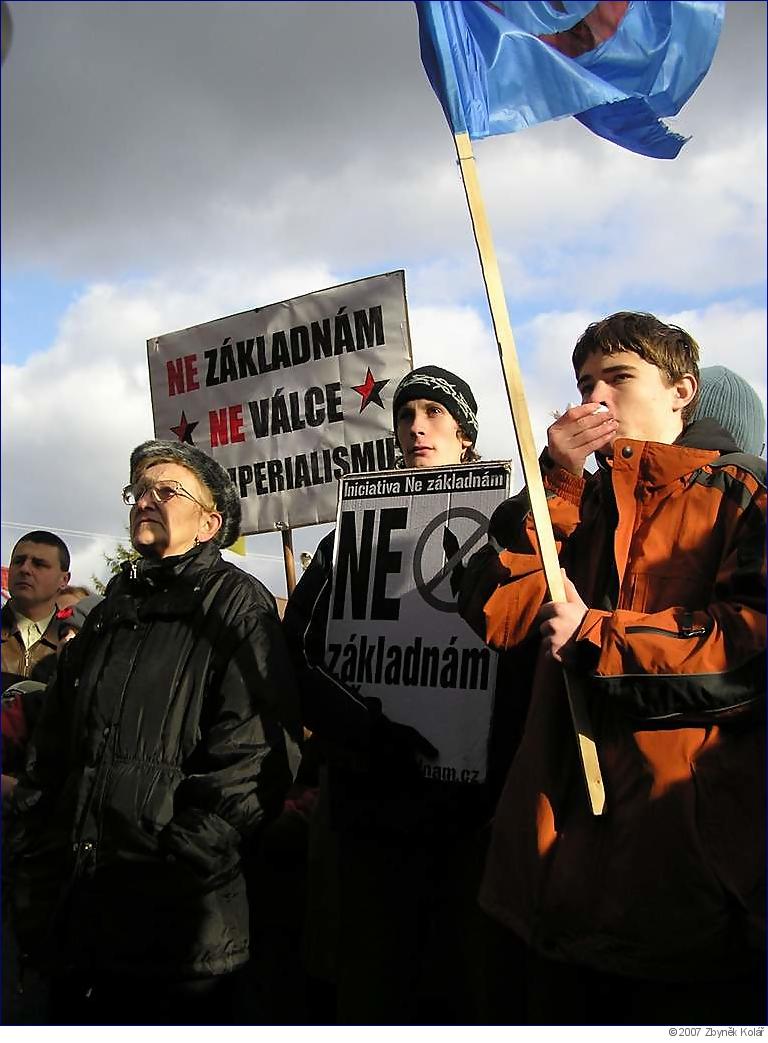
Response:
[9,440,300,1025]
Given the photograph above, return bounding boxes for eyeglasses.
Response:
[122,480,215,512]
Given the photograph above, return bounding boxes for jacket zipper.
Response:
[625,624,709,638]
[74,623,150,869]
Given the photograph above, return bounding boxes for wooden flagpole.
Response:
[281,526,297,596]
[453,131,605,816]
[281,524,311,740]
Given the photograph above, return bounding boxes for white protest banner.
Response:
[326,461,512,783]
[147,271,413,535]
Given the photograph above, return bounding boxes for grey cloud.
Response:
[2,1,765,285]
[2,1,435,274]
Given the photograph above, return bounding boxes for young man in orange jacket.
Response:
[460,312,766,1025]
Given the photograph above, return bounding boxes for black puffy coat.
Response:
[9,541,301,981]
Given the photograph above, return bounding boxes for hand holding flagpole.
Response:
[454,130,604,815]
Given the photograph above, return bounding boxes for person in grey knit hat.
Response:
[128,439,242,548]
[693,365,765,456]
[56,593,104,644]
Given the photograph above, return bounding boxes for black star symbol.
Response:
[170,411,199,444]
[351,368,389,412]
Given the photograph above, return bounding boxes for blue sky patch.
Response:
[1,271,84,364]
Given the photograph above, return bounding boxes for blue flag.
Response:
[416,1,725,159]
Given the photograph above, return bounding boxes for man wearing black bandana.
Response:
[282,365,519,1024]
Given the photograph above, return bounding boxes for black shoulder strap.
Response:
[709,452,767,487]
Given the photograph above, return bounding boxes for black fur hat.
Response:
[129,440,242,548]
[392,365,478,445]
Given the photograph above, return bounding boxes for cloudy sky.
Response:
[2,0,765,597]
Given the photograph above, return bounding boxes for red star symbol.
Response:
[170,411,199,444]
[351,368,389,413]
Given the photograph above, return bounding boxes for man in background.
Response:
[1,531,71,687]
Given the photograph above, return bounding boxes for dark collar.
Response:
[676,417,742,453]
[120,541,217,588]
[105,541,222,623]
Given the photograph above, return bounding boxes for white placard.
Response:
[147,271,413,534]
[327,461,513,783]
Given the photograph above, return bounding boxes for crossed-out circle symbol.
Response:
[412,507,489,613]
